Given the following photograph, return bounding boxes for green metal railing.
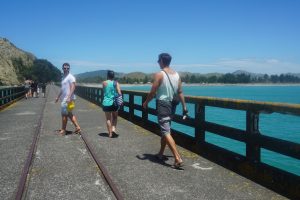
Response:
[0,86,25,110]
[75,85,300,199]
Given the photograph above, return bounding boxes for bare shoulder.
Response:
[154,71,163,78]
[102,81,108,87]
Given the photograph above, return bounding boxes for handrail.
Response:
[0,86,25,110]
[75,85,300,199]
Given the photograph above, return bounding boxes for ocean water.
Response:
[121,85,300,175]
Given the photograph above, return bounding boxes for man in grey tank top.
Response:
[143,53,188,169]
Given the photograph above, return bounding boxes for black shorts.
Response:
[102,104,119,112]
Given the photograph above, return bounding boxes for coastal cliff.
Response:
[0,38,36,85]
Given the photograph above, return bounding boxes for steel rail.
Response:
[15,89,48,200]
[80,132,124,200]
[54,86,124,200]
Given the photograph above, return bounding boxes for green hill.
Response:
[0,37,61,86]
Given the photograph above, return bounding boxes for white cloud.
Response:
[215,58,299,74]
[52,58,299,75]
[173,58,299,74]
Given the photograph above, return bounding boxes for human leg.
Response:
[157,101,177,162]
[164,133,183,166]
[59,101,69,135]
[68,113,81,133]
[25,90,28,99]
[59,115,68,135]
[158,136,167,156]
[105,112,113,137]
[111,111,118,133]
[157,111,182,165]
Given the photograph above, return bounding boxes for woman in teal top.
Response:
[102,70,122,137]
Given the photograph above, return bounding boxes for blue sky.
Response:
[1,0,299,75]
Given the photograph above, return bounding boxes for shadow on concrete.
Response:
[98,132,119,138]
[54,130,73,135]
[136,154,173,168]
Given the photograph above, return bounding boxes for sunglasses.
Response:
[63,67,70,70]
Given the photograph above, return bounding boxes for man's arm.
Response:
[142,72,162,108]
[55,90,62,103]
[66,82,76,102]
[116,82,122,95]
[177,77,187,112]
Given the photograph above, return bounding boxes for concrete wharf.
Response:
[0,85,293,199]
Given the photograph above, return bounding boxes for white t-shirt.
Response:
[60,73,76,102]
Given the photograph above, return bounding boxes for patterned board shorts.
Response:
[157,100,176,136]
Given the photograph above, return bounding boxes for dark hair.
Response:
[62,62,70,68]
[107,70,115,79]
[158,53,172,66]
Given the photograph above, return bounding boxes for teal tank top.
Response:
[102,80,116,106]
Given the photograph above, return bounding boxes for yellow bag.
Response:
[67,101,75,112]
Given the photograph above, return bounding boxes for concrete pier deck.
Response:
[0,85,286,200]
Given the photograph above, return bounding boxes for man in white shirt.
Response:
[55,63,81,135]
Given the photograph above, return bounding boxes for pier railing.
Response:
[75,85,300,199]
[0,86,25,110]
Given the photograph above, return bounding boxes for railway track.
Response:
[14,86,123,200]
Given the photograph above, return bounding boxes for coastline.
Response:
[78,83,300,88]
[181,83,300,87]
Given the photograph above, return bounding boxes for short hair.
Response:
[62,63,70,68]
[107,70,115,79]
[158,53,172,66]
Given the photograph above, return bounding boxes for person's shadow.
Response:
[136,153,172,167]
[98,132,119,138]
[54,130,73,135]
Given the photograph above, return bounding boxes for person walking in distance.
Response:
[143,53,188,169]
[41,82,46,98]
[102,70,122,138]
[24,78,31,99]
[55,63,81,135]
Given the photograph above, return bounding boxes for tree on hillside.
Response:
[207,75,218,83]
[12,58,61,83]
[12,57,32,81]
[31,59,61,83]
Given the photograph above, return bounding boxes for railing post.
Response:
[4,89,7,104]
[0,89,3,106]
[89,88,92,100]
[96,89,100,105]
[82,87,86,98]
[100,88,103,104]
[129,94,134,119]
[8,88,12,102]
[93,88,96,102]
[92,88,95,102]
[195,103,205,145]
[142,95,148,123]
[246,110,261,163]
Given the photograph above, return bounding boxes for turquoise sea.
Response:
[122,85,300,176]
